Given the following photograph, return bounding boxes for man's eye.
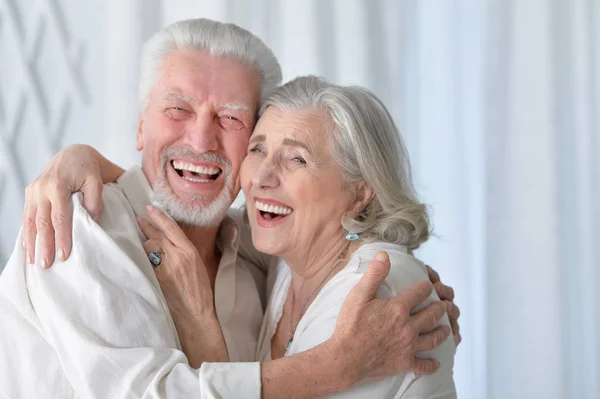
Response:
[220,116,244,130]
[165,107,189,119]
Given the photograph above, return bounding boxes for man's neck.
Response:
[181,224,221,290]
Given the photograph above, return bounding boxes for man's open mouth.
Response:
[171,160,222,183]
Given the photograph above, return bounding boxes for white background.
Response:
[0,1,598,398]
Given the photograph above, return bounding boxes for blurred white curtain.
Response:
[169,1,597,398]
[1,0,598,398]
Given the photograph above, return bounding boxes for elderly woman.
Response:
[240,76,456,397]
[21,76,456,397]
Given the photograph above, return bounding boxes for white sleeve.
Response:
[289,250,456,399]
[26,193,261,399]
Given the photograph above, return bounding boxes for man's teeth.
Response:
[172,160,221,175]
[182,176,213,183]
[255,200,293,215]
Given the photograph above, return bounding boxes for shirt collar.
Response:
[116,166,153,220]
[116,166,240,323]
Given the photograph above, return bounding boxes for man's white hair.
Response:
[138,18,282,114]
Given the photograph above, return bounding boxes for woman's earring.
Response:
[345,232,359,241]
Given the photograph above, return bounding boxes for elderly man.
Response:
[1,19,458,398]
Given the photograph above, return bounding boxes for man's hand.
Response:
[331,252,450,386]
[427,265,461,345]
[23,145,105,268]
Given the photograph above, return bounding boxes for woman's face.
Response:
[240,107,356,258]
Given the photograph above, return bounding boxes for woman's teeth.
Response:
[255,200,293,215]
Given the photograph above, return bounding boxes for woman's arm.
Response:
[23,144,124,267]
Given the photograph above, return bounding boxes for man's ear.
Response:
[136,113,144,151]
[352,181,375,218]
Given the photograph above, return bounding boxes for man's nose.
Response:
[184,111,219,152]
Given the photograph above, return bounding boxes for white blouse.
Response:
[256,242,457,399]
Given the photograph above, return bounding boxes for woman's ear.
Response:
[352,181,375,218]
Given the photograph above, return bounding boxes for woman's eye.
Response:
[292,156,306,164]
[249,146,263,154]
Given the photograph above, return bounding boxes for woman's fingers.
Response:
[50,184,74,262]
[22,185,38,265]
[137,217,163,241]
[145,205,189,246]
[36,199,55,269]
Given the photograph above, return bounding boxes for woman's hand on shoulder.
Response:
[23,144,105,268]
[137,205,228,366]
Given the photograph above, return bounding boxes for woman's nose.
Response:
[253,158,280,190]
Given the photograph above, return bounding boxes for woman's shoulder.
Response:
[339,241,430,297]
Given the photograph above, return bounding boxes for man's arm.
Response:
[28,193,447,398]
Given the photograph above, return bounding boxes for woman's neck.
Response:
[286,238,360,301]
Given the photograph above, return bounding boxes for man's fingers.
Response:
[35,200,55,269]
[51,188,73,262]
[346,252,391,304]
[81,178,104,223]
[392,280,434,312]
[411,358,440,375]
[434,281,454,301]
[415,325,451,352]
[425,265,440,284]
[446,300,460,321]
[411,300,446,332]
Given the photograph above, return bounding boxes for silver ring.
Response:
[148,251,162,268]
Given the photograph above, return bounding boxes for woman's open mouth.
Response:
[255,199,293,225]
[171,160,222,183]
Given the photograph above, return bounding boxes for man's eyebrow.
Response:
[283,138,312,154]
[220,103,251,113]
[165,92,195,104]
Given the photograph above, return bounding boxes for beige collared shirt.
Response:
[0,166,264,398]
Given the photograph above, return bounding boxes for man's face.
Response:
[137,50,261,226]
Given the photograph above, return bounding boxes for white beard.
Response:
[151,148,233,227]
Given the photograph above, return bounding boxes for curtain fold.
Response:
[1,1,598,397]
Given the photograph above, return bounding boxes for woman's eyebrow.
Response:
[248,134,266,144]
[283,138,312,154]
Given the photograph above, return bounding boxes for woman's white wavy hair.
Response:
[261,76,430,249]
[138,18,282,114]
